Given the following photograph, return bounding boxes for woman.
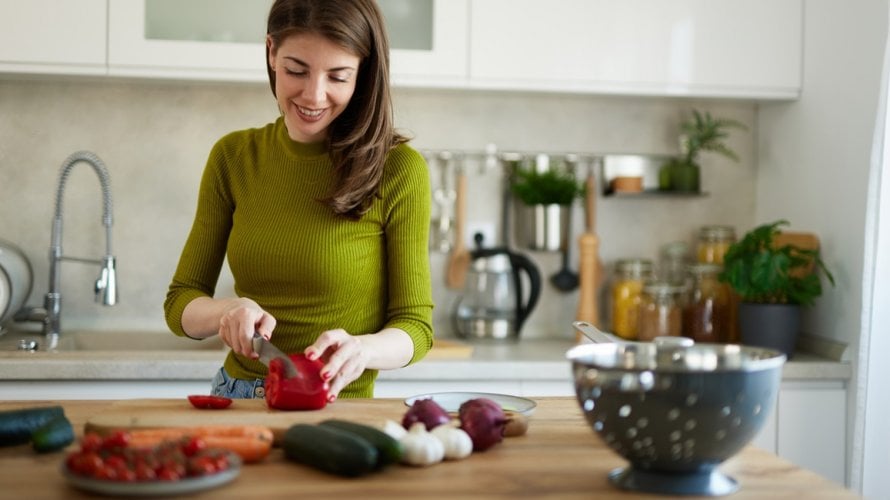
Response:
[164,0,433,402]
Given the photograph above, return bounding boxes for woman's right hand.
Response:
[217,297,277,359]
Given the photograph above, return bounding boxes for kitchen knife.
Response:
[252,332,301,379]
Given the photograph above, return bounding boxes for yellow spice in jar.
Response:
[612,279,645,339]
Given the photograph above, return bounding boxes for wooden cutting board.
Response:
[427,338,473,359]
[84,398,408,445]
[773,231,820,277]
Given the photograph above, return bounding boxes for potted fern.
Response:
[659,109,748,192]
[718,220,835,357]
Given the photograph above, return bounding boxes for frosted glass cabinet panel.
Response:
[382,0,469,86]
[107,0,467,84]
[108,0,271,81]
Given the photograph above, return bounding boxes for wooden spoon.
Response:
[445,167,470,289]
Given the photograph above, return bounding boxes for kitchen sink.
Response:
[0,329,227,352]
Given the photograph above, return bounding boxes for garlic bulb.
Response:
[381,419,407,440]
[431,424,473,460]
[400,422,444,466]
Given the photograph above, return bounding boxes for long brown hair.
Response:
[266,0,407,220]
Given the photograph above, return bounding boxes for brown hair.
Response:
[266,0,407,220]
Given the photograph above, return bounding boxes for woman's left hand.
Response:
[304,329,369,402]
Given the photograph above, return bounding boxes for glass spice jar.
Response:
[637,281,686,341]
[610,259,653,340]
[696,225,736,264]
[683,264,731,343]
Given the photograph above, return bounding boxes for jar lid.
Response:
[687,263,724,275]
[615,259,653,275]
[699,225,736,241]
[642,281,687,296]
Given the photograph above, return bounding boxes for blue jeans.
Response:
[210,367,266,399]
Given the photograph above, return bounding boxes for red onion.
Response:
[458,398,507,451]
[402,398,451,430]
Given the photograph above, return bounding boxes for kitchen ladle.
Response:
[551,242,579,291]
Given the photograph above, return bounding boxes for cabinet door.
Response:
[382,0,469,86]
[469,0,802,99]
[777,384,847,486]
[0,0,106,75]
[107,0,466,85]
[108,0,271,82]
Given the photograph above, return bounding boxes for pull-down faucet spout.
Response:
[34,151,118,343]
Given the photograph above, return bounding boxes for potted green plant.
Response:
[718,220,835,357]
[659,109,748,192]
[509,163,582,252]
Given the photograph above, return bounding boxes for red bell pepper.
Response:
[264,354,329,411]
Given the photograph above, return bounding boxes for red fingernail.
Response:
[327,394,336,402]
[320,371,331,381]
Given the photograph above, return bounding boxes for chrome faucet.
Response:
[16,151,117,347]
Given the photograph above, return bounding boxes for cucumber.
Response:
[319,419,403,468]
[31,415,74,453]
[0,406,65,446]
[283,423,378,477]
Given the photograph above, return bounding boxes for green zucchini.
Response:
[283,423,378,477]
[319,419,403,467]
[31,415,75,453]
[0,406,65,446]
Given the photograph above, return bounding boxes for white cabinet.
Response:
[749,381,847,487]
[106,0,467,84]
[1,1,800,99]
[108,0,271,82]
[0,0,106,76]
[776,382,847,486]
[468,0,802,99]
[384,0,469,87]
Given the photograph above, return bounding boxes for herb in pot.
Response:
[510,167,582,206]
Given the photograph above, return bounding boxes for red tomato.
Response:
[181,437,206,457]
[187,394,233,409]
[79,432,103,453]
[101,430,130,451]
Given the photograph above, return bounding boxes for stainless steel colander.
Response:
[568,321,786,496]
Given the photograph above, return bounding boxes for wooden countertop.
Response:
[0,398,857,499]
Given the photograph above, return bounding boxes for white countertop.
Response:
[0,336,852,383]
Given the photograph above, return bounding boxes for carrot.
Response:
[125,425,274,463]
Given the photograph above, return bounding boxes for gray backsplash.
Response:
[0,79,757,339]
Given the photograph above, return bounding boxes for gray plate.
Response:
[62,453,241,497]
[405,391,536,415]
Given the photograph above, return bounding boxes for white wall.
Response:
[756,0,889,492]
[0,80,759,340]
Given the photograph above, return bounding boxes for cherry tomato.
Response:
[181,436,206,457]
[187,394,233,409]
[79,432,103,453]
[101,430,130,451]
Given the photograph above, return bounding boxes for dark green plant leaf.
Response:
[510,168,582,205]
[718,219,834,306]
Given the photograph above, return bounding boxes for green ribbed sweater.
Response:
[164,117,434,398]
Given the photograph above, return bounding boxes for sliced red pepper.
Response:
[265,354,329,411]
[187,394,233,409]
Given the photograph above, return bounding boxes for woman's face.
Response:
[268,32,360,143]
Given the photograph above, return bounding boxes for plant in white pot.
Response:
[718,220,835,357]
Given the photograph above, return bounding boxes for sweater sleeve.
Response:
[164,139,235,337]
[382,144,434,364]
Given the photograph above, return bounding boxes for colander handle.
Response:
[573,321,619,344]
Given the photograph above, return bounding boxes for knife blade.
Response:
[252,332,301,379]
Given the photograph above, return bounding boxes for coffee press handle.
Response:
[509,252,542,334]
